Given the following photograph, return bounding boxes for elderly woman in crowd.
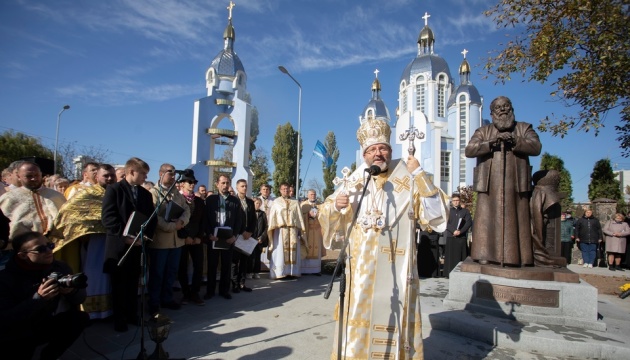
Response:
[603,213,630,271]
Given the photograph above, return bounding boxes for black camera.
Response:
[48,272,88,289]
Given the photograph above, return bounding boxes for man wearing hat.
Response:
[177,170,206,306]
[318,118,449,359]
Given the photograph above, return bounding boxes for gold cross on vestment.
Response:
[392,176,411,193]
[381,239,405,263]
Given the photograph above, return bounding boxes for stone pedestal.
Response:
[443,262,605,331]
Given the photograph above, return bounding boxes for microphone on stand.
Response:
[364,165,382,176]
[174,169,193,176]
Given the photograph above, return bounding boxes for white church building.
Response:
[359,13,485,194]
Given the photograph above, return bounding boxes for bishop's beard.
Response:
[493,112,516,132]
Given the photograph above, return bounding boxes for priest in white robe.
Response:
[267,183,307,279]
[319,117,448,359]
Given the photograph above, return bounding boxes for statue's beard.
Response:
[493,112,515,132]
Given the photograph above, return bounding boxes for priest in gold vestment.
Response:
[319,118,448,359]
[300,189,324,274]
[50,164,117,319]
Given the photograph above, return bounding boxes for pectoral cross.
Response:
[399,125,425,156]
[333,166,352,194]
[381,240,405,263]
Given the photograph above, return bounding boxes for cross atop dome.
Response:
[374,69,379,78]
[422,12,431,26]
[227,1,235,20]
[461,49,468,59]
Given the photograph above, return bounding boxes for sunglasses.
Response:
[22,242,55,254]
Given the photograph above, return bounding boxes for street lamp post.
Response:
[278,66,302,200]
[54,105,70,175]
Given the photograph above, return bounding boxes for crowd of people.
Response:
[0,157,327,357]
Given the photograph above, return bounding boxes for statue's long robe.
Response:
[319,160,448,360]
[465,122,541,266]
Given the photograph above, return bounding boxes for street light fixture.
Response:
[278,66,302,200]
[54,104,70,175]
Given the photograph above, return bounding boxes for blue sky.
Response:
[0,0,626,202]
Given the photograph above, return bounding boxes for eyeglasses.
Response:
[22,242,55,254]
[365,145,390,155]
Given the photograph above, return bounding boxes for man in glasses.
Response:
[0,231,89,359]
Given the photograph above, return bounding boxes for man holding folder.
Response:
[204,175,242,300]
[443,193,472,278]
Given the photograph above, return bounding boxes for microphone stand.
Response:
[323,171,375,360]
[118,173,182,360]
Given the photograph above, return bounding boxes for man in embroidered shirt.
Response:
[0,161,66,246]
[318,117,448,359]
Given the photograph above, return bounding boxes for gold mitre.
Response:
[357,118,391,153]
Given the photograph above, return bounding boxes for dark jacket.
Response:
[560,220,574,243]
[575,215,603,244]
[237,197,257,235]
[179,196,206,239]
[253,209,269,247]
[101,179,156,264]
[445,206,472,238]
[0,257,85,339]
[205,194,243,240]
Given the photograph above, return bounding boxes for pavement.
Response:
[61,262,630,360]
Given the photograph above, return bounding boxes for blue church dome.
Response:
[210,19,245,76]
[400,54,452,82]
[447,84,482,107]
[361,76,391,121]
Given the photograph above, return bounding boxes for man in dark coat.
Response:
[101,157,156,332]
[465,96,542,266]
[444,194,472,276]
[204,175,242,300]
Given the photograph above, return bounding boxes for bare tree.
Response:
[57,141,111,180]
[307,178,324,200]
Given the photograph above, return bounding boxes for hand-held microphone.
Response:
[364,165,382,176]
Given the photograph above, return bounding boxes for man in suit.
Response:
[232,179,256,293]
[102,157,156,332]
[205,175,242,300]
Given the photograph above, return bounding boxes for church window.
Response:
[438,75,446,117]
[459,102,467,183]
[367,109,374,120]
[441,151,450,179]
[402,88,408,113]
[415,75,425,113]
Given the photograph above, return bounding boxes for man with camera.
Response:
[0,231,89,359]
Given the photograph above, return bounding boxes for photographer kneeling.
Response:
[0,231,90,359]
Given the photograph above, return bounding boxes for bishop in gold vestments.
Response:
[319,117,448,359]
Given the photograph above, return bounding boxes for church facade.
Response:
[360,13,485,194]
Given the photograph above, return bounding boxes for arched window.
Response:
[367,109,374,120]
[459,99,467,183]
[415,75,425,113]
[437,75,446,117]
[400,81,408,113]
